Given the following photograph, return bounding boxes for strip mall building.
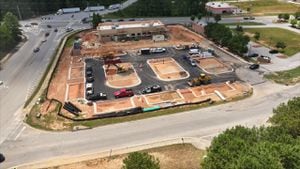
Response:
[97,20,167,42]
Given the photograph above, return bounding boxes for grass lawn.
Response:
[265,66,300,85]
[244,28,300,56]
[222,22,265,26]
[231,0,300,15]
[43,144,205,169]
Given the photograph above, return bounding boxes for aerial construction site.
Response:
[41,20,251,122]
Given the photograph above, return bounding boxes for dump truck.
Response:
[187,74,211,87]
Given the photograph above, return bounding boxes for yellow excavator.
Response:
[187,73,211,87]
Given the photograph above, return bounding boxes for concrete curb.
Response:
[14,136,212,169]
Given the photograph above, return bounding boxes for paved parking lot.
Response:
[85,48,238,100]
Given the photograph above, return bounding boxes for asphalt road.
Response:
[0,0,137,144]
[0,8,299,168]
[0,82,299,168]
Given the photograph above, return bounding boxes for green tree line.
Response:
[111,0,208,17]
[0,0,124,19]
[204,23,250,55]
[0,12,21,59]
[202,97,300,169]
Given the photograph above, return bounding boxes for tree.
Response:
[190,15,196,21]
[270,97,300,137]
[122,152,160,169]
[276,41,286,50]
[283,13,290,21]
[2,12,21,41]
[254,32,260,41]
[214,14,221,23]
[235,25,243,32]
[92,13,102,29]
[278,13,284,20]
[197,13,203,21]
[290,19,298,27]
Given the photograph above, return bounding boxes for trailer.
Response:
[57,7,80,15]
[84,6,105,12]
[108,4,121,10]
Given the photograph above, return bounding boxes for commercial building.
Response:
[97,20,167,42]
[206,2,239,14]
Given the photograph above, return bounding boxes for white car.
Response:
[0,81,3,86]
[86,83,93,90]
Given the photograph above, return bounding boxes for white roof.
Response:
[206,2,235,8]
[98,21,164,31]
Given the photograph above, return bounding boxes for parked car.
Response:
[128,18,135,21]
[86,76,94,83]
[249,64,260,70]
[141,85,162,94]
[86,83,93,90]
[86,88,94,96]
[249,16,255,20]
[150,48,166,54]
[47,24,52,28]
[269,49,279,54]
[87,92,107,101]
[41,39,47,43]
[243,17,249,20]
[54,28,58,32]
[118,19,124,22]
[114,88,134,98]
[182,54,190,60]
[0,81,3,86]
[33,47,40,53]
[105,19,112,22]
[45,32,50,37]
[248,53,259,57]
[190,59,197,67]
[0,153,5,163]
[86,69,93,77]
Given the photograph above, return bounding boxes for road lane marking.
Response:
[14,126,26,141]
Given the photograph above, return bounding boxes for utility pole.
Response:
[16,0,22,20]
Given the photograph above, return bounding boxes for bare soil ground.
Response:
[69,66,84,80]
[67,83,84,101]
[43,144,205,169]
[104,63,140,88]
[194,57,232,74]
[144,91,183,105]
[95,98,134,114]
[148,57,189,81]
[79,25,204,57]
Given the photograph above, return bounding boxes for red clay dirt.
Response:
[148,57,189,81]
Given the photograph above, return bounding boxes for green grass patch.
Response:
[265,66,300,85]
[244,28,300,56]
[231,0,300,15]
[222,22,265,26]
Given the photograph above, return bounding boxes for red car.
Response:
[114,88,134,98]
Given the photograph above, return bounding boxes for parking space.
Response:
[83,47,238,101]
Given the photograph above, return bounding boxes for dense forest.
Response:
[111,0,208,17]
[0,0,124,19]
[0,12,21,59]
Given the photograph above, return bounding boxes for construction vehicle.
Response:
[102,52,131,74]
[187,74,211,87]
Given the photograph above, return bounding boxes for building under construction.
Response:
[97,20,167,42]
